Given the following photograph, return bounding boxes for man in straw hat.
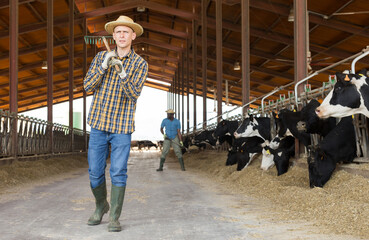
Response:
[157,109,185,171]
[83,15,147,232]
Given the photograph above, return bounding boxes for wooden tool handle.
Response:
[102,36,121,72]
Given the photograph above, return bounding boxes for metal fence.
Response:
[0,109,89,160]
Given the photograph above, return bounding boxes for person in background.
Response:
[83,15,148,232]
[157,109,185,171]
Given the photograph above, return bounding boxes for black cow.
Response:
[138,140,157,150]
[275,100,336,147]
[214,119,239,146]
[193,130,217,147]
[316,70,369,118]
[225,136,264,170]
[300,99,336,137]
[308,116,357,188]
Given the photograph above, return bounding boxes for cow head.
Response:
[316,72,367,118]
[234,115,257,139]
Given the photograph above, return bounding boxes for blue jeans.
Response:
[88,128,131,188]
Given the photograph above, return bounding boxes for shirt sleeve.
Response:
[119,60,148,102]
[161,119,166,129]
[84,51,106,93]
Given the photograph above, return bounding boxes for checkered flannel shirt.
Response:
[84,48,148,134]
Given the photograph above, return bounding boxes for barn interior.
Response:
[0,1,369,239]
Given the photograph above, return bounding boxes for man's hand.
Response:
[110,59,127,78]
[180,141,183,147]
[163,134,167,140]
[102,51,117,70]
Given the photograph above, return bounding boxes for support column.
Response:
[181,53,185,134]
[294,0,309,157]
[241,0,250,116]
[186,38,190,133]
[216,0,223,122]
[177,70,181,123]
[192,20,197,131]
[69,0,74,152]
[202,0,207,128]
[9,0,18,160]
[47,0,53,154]
[83,18,87,152]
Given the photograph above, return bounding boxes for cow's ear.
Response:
[249,114,254,121]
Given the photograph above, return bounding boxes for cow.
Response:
[138,140,157,150]
[264,136,295,176]
[157,140,164,151]
[234,115,271,141]
[316,70,369,119]
[308,116,357,188]
[300,99,337,138]
[226,136,264,168]
[260,136,282,171]
[275,99,336,147]
[192,130,217,147]
[214,119,239,146]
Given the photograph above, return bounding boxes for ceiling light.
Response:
[233,61,240,71]
[137,6,146,12]
[41,61,47,70]
[288,8,294,22]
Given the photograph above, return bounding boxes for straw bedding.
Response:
[0,154,88,191]
[183,149,369,238]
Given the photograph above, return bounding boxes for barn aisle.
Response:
[0,151,360,240]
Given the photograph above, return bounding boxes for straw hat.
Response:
[166,109,175,114]
[105,15,143,36]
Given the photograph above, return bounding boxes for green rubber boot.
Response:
[87,181,110,225]
[178,158,185,171]
[108,185,126,232]
[156,158,165,171]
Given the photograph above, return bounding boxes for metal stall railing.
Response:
[185,46,369,158]
[0,110,89,163]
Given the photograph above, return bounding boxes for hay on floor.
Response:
[181,149,369,238]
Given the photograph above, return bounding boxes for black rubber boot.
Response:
[178,158,185,171]
[156,158,165,171]
[87,181,110,225]
[108,185,126,232]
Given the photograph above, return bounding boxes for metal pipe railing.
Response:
[351,46,369,73]
[294,47,367,104]
[186,45,369,135]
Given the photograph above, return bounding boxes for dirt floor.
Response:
[182,148,369,239]
[0,150,367,239]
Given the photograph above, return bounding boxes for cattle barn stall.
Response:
[1,0,369,161]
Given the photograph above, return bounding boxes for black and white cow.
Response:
[193,130,217,147]
[260,136,284,171]
[264,136,295,176]
[214,119,239,146]
[225,136,263,167]
[234,115,271,141]
[316,70,369,118]
[308,116,357,188]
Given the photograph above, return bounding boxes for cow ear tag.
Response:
[352,115,354,119]
[344,75,350,81]
[266,149,270,155]
[293,109,296,112]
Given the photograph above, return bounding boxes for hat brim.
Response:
[105,22,143,36]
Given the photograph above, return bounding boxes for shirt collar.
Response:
[114,47,135,60]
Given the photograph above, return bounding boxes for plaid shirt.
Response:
[84,48,148,134]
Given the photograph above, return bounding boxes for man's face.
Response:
[113,25,136,49]
[167,113,174,119]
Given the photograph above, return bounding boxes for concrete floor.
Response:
[0,151,360,240]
